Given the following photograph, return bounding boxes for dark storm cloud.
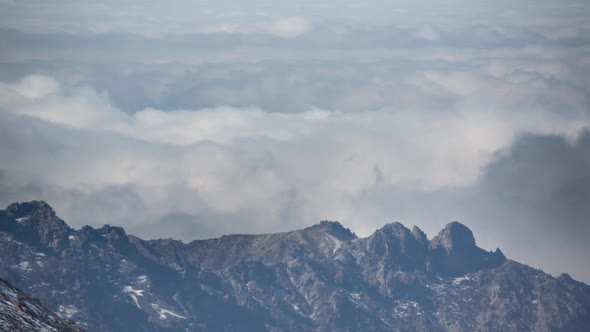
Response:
[479,130,590,239]
[459,130,590,282]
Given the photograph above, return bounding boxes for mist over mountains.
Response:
[1,0,590,284]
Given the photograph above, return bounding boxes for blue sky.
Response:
[0,0,589,282]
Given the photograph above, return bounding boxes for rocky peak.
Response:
[411,226,428,243]
[304,220,357,241]
[98,224,133,250]
[427,222,506,277]
[430,221,476,253]
[98,224,127,238]
[6,201,57,221]
[3,201,71,251]
[360,222,429,270]
[378,222,411,237]
[493,247,505,259]
[359,221,505,277]
[5,201,69,231]
[373,222,428,250]
[558,273,575,283]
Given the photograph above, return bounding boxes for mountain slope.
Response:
[0,276,83,331]
[0,201,589,331]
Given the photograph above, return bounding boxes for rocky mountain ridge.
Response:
[0,201,589,331]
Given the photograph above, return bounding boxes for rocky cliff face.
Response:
[0,276,83,331]
[0,201,589,331]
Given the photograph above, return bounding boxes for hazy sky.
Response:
[0,0,589,282]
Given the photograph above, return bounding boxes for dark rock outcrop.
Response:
[428,221,506,277]
[3,201,72,252]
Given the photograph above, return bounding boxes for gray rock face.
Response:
[428,222,507,278]
[0,201,589,331]
[3,201,72,252]
[431,221,477,252]
[0,276,83,331]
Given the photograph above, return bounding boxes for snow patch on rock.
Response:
[151,303,187,320]
[123,286,144,308]
[58,304,78,319]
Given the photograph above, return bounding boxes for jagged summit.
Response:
[373,222,429,246]
[430,221,477,253]
[0,201,507,270]
[2,200,71,252]
[0,202,480,251]
[377,221,411,234]
[304,220,357,241]
[5,200,57,220]
[411,225,428,243]
[372,221,479,249]
[425,221,506,277]
[98,224,128,237]
[4,200,67,228]
[353,220,505,276]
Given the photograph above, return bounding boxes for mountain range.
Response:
[0,201,589,331]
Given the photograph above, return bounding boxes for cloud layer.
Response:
[0,0,589,283]
[1,74,589,281]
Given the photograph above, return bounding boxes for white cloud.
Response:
[10,75,60,99]
[414,25,439,41]
[0,76,123,128]
[1,75,588,232]
[269,16,311,38]
[200,16,311,38]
